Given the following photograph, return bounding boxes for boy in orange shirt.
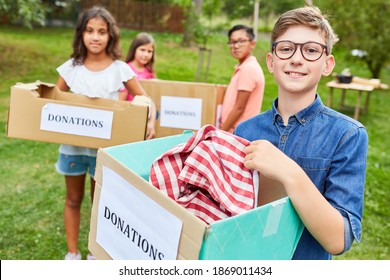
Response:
[220,25,265,133]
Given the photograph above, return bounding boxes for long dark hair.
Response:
[71,6,121,65]
[125,32,155,73]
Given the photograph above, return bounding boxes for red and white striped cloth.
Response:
[149,125,259,224]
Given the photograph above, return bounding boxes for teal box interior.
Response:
[104,130,194,181]
[103,131,304,260]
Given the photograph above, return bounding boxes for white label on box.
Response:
[160,96,202,130]
[97,166,183,260]
[40,103,113,139]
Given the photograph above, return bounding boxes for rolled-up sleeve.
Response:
[325,126,368,244]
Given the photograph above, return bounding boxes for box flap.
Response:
[199,197,304,260]
[132,95,151,107]
[13,80,55,91]
[103,130,194,181]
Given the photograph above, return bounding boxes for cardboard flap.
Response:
[199,196,304,260]
[13,80,55,91]
[132,95,151,107]
[102,131,194,180]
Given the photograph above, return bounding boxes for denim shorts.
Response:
[55,154,96,178]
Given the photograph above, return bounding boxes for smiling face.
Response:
[82,17,110,57]
[266,25,335,97]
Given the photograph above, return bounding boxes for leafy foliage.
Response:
[221,0,302,29]
[0,0,47,28]
[317,0,390,78]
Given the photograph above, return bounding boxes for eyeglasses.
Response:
[272,40,328,61]
[227,39,251,48]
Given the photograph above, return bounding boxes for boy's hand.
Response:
[244,140,298,185]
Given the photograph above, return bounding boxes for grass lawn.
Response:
[0,25,389,260]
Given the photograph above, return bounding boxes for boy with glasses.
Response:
[235,6,368,259]
[220,25,265,133]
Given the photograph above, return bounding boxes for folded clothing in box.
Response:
[150,125,259,224]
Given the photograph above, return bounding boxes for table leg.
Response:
[364,92,371,114]
[327,88,333,108]
[340,89,346,108]
[354,90,362,120]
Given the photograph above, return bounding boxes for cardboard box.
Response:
[89,132,304,260]
[6,81,149,149]
[140,79,226,138]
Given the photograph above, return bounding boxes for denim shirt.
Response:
[234,95,368,260]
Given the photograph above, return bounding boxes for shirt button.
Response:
[281,135,287,141]
[301,118,306,123]
[278,116,282,122]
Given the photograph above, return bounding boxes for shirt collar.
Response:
[272,94,325,125]
[234,55,256,71]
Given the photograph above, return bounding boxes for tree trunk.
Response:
[181,0,201,47]
[194,0,203,14]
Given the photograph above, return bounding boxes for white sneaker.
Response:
[86,253,96,260]
[64,251,82,260]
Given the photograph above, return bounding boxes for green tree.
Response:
[318,0,390,79]
[0,0,47,28]
[180,0,199,47]
[196,0,223,47]
[222,0,301,30]
[171,0,221,47]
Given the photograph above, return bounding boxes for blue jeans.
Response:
[55,154,96,178]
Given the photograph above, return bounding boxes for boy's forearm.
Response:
[221,106,245,131]
[282,164,345,255]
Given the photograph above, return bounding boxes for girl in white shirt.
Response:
[55,6,156,260]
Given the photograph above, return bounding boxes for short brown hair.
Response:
[271,6,339,54]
